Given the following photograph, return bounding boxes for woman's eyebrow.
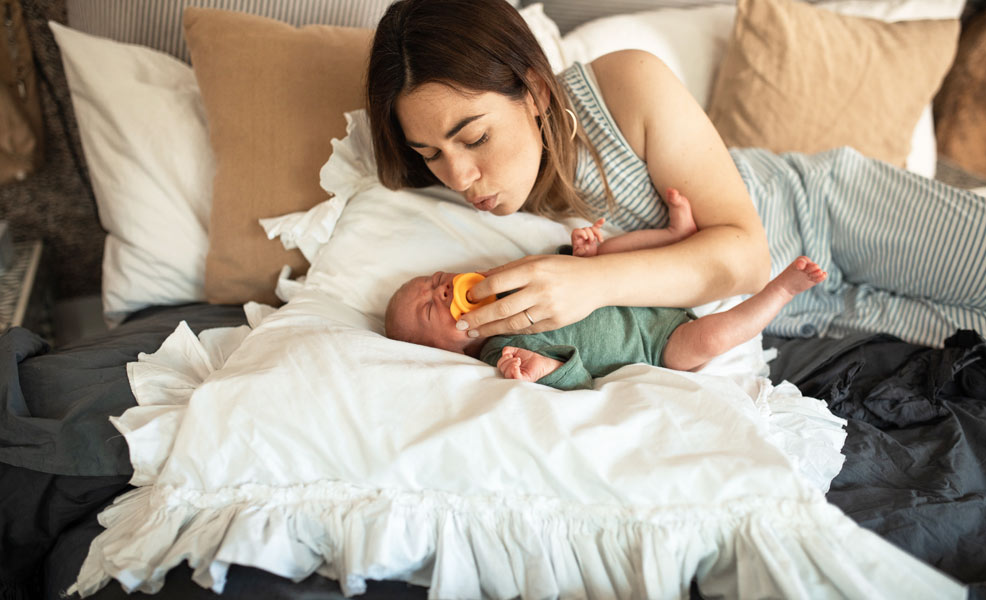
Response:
[406,114,486,148]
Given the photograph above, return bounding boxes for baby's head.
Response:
[385,271,486,356]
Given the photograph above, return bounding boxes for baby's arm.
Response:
[497,346,564,383]
[572,188,697,257]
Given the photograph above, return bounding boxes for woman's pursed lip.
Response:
[469,193,497,210]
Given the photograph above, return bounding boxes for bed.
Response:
[2,0,985,598]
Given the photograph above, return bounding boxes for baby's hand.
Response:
[571,218,606,257]
[497,346,564,383]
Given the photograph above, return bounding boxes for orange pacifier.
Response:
[450,272,495,320]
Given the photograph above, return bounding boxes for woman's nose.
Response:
[444,154,480,192]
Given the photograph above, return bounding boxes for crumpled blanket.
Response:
[70,293,964,599]
[767,329,986,587]
[0,304,246,476]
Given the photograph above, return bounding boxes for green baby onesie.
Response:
[480,305,694,390]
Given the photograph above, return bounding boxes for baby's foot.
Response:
[772,256,827,298]
[665,188,697,242]
[571,218,605,257]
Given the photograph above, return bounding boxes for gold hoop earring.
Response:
[565,108,577,141]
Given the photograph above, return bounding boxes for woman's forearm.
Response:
[462,222,767,338]
[589,223,770,309]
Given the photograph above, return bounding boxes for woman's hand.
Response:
[456,254,604,338]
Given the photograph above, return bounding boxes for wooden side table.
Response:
[0,239,53,339]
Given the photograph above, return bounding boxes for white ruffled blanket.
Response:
[71,112,965,599]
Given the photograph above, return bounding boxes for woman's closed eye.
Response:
[422,133,490,163]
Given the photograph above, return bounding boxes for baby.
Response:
[385,189,826,390]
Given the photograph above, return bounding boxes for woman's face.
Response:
[395,82,544,216]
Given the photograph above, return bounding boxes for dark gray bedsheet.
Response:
[766,330,986,593]
[0,303,247,476]
[1,303,248,598]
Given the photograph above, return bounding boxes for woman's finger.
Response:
[468,256,546,300]
[471,310,555,338]
[457,286,564,338]
[456,286,536,334]
[477,254,538,279]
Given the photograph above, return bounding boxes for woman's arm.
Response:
[592,49,770,301]
[461,50,770,338]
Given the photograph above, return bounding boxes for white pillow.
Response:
[519,3,568,73]
[546,0,965,178]
[50,22,212,325]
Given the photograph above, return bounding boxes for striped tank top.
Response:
[559,62,668,232]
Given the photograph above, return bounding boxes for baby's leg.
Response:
[497,346,564,382]
[662,257,826,371]
[664,187,698,241]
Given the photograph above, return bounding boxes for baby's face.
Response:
[387,271,470,353]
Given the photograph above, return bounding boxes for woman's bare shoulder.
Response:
[588,50,685,158]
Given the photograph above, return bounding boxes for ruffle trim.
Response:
[68,479,963,599]
[116,321,252,486]
[751,378,847,493]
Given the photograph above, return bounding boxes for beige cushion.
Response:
[184,8,372,305]
[934,10,986,179]
[707,0,959,167]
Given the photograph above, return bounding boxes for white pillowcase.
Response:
[524,0,966,178]
[50,22,212,325]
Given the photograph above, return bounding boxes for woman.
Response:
[366,0,986,347]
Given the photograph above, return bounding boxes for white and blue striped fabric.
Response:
[561,62,986,347]
[66,0,397,63]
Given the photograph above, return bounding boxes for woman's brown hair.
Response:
[366,0,612,221]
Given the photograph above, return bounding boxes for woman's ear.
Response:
[525,68,551,115]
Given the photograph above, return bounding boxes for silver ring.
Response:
[523,310,535,326]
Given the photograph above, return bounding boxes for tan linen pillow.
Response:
[706,0,959,167]
[934,10,986,179]
[184,8,372,305]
